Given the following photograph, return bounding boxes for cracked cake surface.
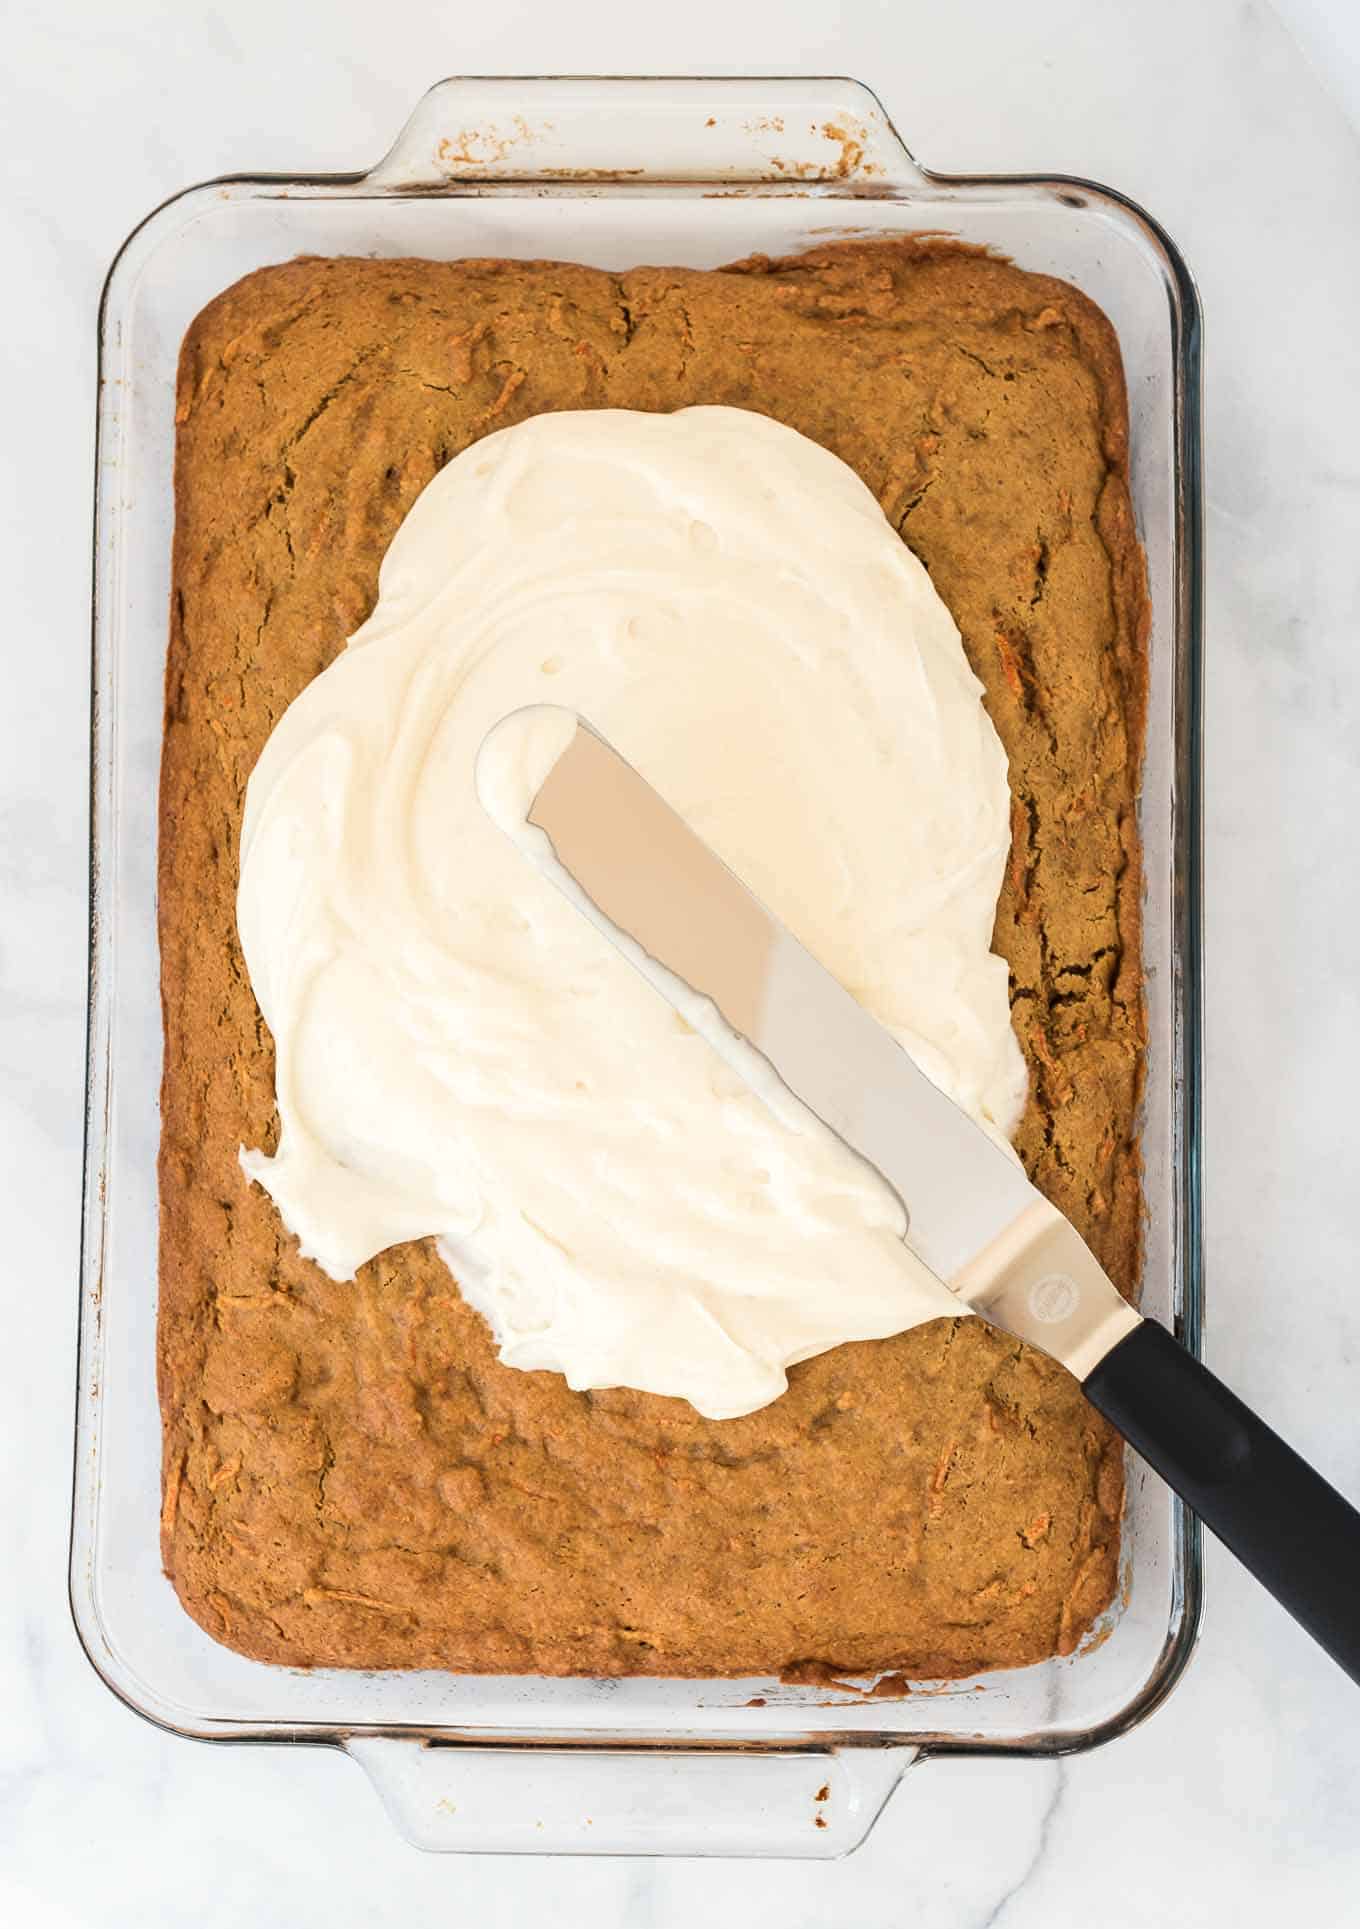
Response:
[159,241,1148,1677]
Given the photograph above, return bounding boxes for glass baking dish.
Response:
[75,75,1204,1858]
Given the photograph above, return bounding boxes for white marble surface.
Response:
[6,0,1360,1919]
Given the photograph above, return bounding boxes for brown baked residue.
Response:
[159,240,1147,1677]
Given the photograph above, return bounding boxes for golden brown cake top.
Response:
[159,241,1145,1678]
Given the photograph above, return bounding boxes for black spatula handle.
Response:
[1084,1319,1360,1684]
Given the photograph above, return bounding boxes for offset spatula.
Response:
[483,707,1360,1685]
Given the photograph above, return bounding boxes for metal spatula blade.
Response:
[508,708,1131,1372]
[524,710,1037,1281]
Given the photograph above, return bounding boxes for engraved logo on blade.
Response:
[1029,1273,1080,1325]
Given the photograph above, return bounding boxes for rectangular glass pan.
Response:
[76,75,1203,1857]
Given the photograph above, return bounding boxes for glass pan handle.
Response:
[345,1737,914,1856]
[365,76,925,190]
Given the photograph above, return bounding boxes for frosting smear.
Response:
[237,406,1026,1419]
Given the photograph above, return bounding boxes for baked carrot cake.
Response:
[158,241,1147,1676]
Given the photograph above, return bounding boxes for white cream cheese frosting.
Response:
[237,405,1026,1420]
